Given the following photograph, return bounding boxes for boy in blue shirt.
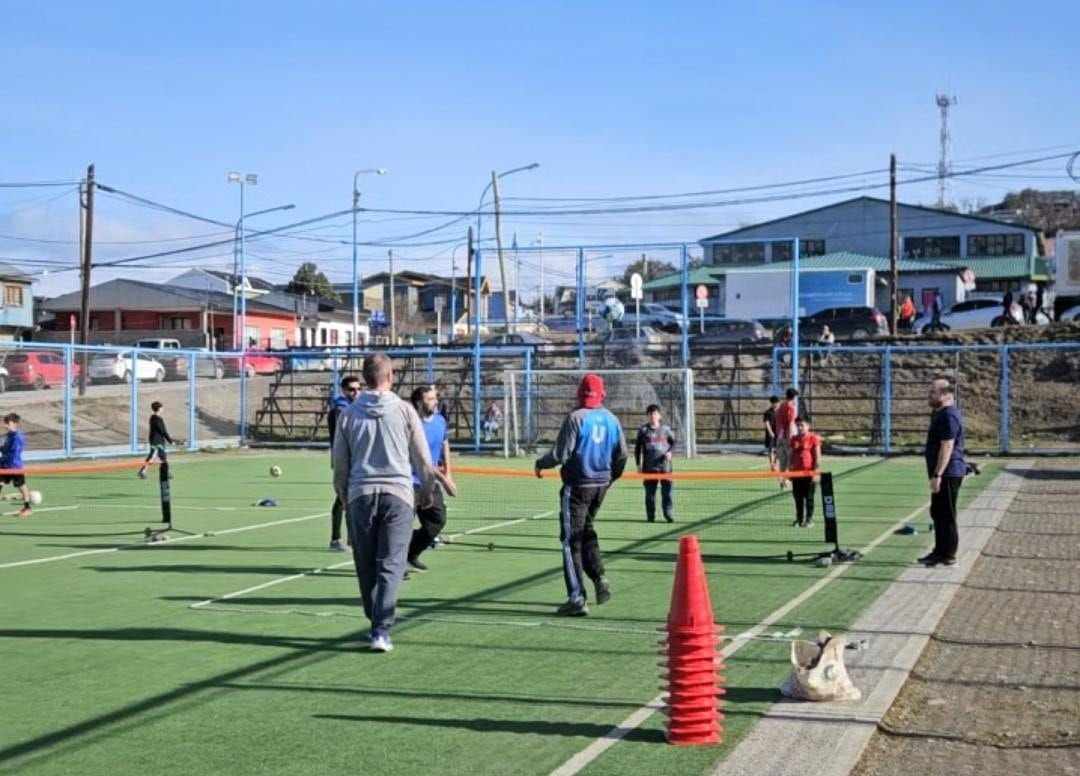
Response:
[535,374,628,616]
[328,375,362,551]
[1,413,32,518]
[408,385,453,571]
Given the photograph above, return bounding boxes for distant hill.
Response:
[977,189,1080,240]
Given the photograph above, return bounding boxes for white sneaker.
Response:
[370,633,394,652]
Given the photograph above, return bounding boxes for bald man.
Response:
[921,378,966,568]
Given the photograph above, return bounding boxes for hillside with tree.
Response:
[977,189,1080,241]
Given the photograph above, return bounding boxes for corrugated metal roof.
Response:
[743,252,954,273]
[43,278,291,315]
[0,262,32,283]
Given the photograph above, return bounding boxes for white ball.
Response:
[29,490,43,506]
[269,465,282,478]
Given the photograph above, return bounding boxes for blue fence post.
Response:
[680,244,689,367]
[576,247,585,368]
[426,351,435,384]
[188,352,198,451]
[999,345,1010,454]
[882,346,892,454]
[771,346,781,394]
[63,345,73,457]
[239,353,248,444]
[473,248,483,452]
[791,238,801,390]
[523,348,533,447]
[129,348,139,454]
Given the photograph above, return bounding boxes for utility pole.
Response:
[466,226,473,336]
[512,232,520,328]
[538,231,544,324]
[388,249,396,345]
[78,163,95,397]
[889,154,900,335]
[935,93,958,209]
[490,171,510,333]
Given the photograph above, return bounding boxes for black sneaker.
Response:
[664,514,674,523]
[918,552,939,564]
[555,599,589,617]
[932,557,957,567]
[595,578,611,605]
[407,556,428,572]
[646,516,655,523]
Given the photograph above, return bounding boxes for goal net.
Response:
[499,367,696,457]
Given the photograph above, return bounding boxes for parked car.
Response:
[224,354,283,378]
[690,318,770,344]
[1058,304,1080,323]
[4,352,81,390]
[0,364,6,393]
[132,338,224,380]
[799,306,888,340]
[915,298,1001,334]
[483,333,550,347]
[89,353,167,383]
[603,325,670,345]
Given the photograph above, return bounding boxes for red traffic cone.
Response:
[661,535,724,746]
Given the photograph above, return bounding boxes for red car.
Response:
[223,353,282,378]
[5,352,82,390]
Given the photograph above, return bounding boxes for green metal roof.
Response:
[643,251,1044,290]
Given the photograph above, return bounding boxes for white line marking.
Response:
[0,509,331,570]
[548,500,931,776]
[189,509,554,610]
[2,505,79,517]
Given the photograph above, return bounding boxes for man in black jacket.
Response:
[138,401,175,479]
[328,374,362,551]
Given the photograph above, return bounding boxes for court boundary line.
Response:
[548,498,933,776]
[189,509,556,609]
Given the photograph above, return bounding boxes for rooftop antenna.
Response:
[935,93,958,209]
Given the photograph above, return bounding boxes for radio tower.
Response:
[935,93,958,209]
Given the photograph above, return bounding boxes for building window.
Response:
[712,242,765,264]
[772,241,792,262]
[270,328,287,349]
[320,328,328,345]
[3,285,24,307]
[163,316,191,330]
[904,236,960,258]
[244,325,259,348]
[802,239,826,257]
[967,233,1025,256]
[330,329,339,346]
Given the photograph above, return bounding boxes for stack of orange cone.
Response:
[660,534,724,745]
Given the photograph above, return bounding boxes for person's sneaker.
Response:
[804,519,814,529]
[407,556,428,572]
[17,507,31,519]
[646,516,655,523]
[137,469,147,480]
[917,552,939,565]
[664,514,674,523]
[555,599,589,617]
[931,557,958,567]
[369,633,394,652]
[595,578,611,605]
[328,540,346,552]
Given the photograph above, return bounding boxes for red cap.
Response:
[578,373,606,409]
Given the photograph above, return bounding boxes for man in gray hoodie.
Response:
[332,353,455,652]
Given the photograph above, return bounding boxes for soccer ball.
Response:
[269,465,282,478]
[29,490,43,506]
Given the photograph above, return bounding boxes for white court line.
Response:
[548,500,932,776]
[0,509,331,570]
[2,505,79,517]
[190,509,555,610]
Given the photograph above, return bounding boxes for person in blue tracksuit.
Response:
[0,413,32,518]
[535,374,628,616]
[328,375,362,551]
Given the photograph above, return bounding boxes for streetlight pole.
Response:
[227,172,259,350]
[352,168,387,348]
[230,199,295,348]
[536,231,544,324]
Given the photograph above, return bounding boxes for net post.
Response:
[820,471,838,549]
[188,352,198,451]
[63,345,74,457]
[159,459,172,527]
[129,347,139,454]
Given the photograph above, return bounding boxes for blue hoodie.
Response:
[536,407,628,486]
[1,430,26,470]
[328,394,352,450]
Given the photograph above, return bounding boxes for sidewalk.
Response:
[712,463,1048,776]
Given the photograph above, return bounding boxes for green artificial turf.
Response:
[0,450,1001,775]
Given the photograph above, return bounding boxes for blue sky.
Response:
[3,1,1078,297]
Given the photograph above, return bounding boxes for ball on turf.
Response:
[269,465,282,478]
[29,490,42,506]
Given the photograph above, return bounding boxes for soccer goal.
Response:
[499,367,697,457]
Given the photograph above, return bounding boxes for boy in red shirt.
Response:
[788,416,821,527]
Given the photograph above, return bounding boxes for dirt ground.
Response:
[852,460,1080,776]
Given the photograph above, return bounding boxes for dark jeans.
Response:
[346,492,413,635]
[792,476,816,525]
[330,495,345,542]
[559,484,608,604]
[643,476,673,521]
[408,485,447,561]
[143,445,167,464]
[930,476,962,560]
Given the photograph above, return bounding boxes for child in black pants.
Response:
[788,416,821,527]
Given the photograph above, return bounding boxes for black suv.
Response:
[799,306,888,340]
[690,318,770,344]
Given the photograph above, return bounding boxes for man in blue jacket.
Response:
[535,374,628,616]
[328,374,362,551]
[0,413,32,518]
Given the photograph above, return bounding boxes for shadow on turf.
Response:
[313,713,669,743]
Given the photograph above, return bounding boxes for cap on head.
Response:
[578,373,606,409]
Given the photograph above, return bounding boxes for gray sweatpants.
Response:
[346,492,414,635]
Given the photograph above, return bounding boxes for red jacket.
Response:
[789,432,821,471]
[775,400,797,439]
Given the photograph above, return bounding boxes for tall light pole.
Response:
[476,163,539,333]
[536,231,544,324]
[352,168,388,347]
[231,202,295,347]
[227,172,260,350]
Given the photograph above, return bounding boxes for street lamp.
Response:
[352,168,388,348]
[226,172,262,351]
[231,202,295,348]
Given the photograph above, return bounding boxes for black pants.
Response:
[408,485,447,561]
[330,495,345,542]
[930,476,963,560]
[144,445,167,464]
[559,484,607,604]
[643,476,673,521]
[792,477,816,525]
